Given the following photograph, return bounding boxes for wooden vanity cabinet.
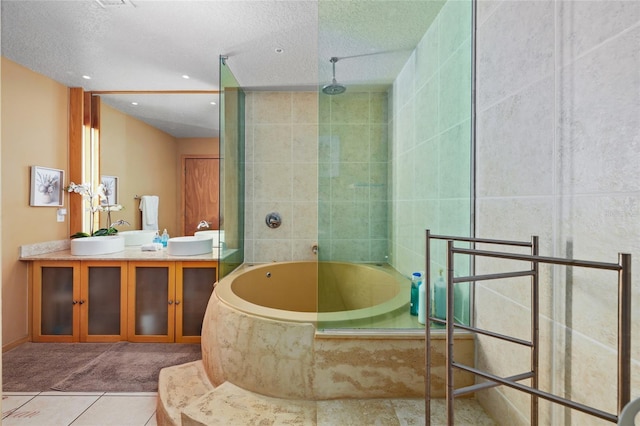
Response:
[32,259,217,343]
[32,260,127,343]
[127,261,217,343]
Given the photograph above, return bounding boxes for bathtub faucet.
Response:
[197,220,211,230]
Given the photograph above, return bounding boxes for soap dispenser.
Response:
[153,231,161,245]
[161,229,169,247]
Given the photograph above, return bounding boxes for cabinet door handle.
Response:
[79,300,85,305]
[168,300,173,305]
[175,300,181,305]
[72,300,78,305]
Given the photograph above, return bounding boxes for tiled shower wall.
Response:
[318,91,389,263]
[475,1,640,424]
[244,90,390,264]
[390,0,472,293]
[244,91,319,263]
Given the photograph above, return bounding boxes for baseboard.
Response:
[3,336,29,353]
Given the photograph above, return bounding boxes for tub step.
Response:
[181,382,316,425]
[157,360,215,426]
[171,383,496,425]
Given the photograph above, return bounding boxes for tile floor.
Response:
[2,392,157,426]
[3,391,496,425]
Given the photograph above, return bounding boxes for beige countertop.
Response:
[20,247,221,262]
[19,240,227,262]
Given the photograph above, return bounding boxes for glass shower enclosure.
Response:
[316,0,473,330]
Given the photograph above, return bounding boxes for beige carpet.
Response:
[3,342,201,392]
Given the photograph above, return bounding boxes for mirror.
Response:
[93,91,220,237]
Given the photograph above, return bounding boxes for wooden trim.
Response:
[2,336,30,353]
[69,88,84,235]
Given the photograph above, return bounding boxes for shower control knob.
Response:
[265,212,282,229]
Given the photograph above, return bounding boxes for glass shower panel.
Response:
[218,56,246,279]
[318,0,473,330]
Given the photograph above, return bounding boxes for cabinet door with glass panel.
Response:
[32,261,80,342]
[176,261,217,343]
[32,260,127,342]
[127,261,176,343]
[80,261,128,342]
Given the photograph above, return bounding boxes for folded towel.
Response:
[139,195,159,231]
[141,243,163,251]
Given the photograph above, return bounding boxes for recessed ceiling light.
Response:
[182,75,190,79]
[210,102,216,106]
[275,48,284,54]
[131,102,138,106]
[82,75,92,80]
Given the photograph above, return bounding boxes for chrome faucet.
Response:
[197,220,211,230]
[110,219,130,228]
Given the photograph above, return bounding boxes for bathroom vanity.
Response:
[21,244,218,344]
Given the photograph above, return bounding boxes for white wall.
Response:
[475,1,640,424]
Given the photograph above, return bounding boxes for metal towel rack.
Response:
[424,230,632,425]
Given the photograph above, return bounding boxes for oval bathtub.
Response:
[201,261,475,400]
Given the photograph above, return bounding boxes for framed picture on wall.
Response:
[30,166,64,207]
[101,175,119,206]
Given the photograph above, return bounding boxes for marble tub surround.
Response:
[156,361,495,426]
[202,289,475,400]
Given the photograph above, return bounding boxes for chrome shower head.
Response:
[322,57,346,95]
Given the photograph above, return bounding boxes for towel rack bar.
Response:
[452,362,618,423]
[453,371,534,397]
[452,247,622,271]
[453,269,534,283]
[425,233,533,247]
[442,322,533,347]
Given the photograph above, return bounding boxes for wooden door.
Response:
[182,156,220,236]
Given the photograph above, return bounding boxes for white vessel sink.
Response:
[167,236,213,256]
[118,230,157,246]
[194,230,225,248]
[70,235,125,256]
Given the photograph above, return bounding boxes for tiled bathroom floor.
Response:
[3,391,495,425]
[2,392,157,426]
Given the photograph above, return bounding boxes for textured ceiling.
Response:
[1,0,443,137]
